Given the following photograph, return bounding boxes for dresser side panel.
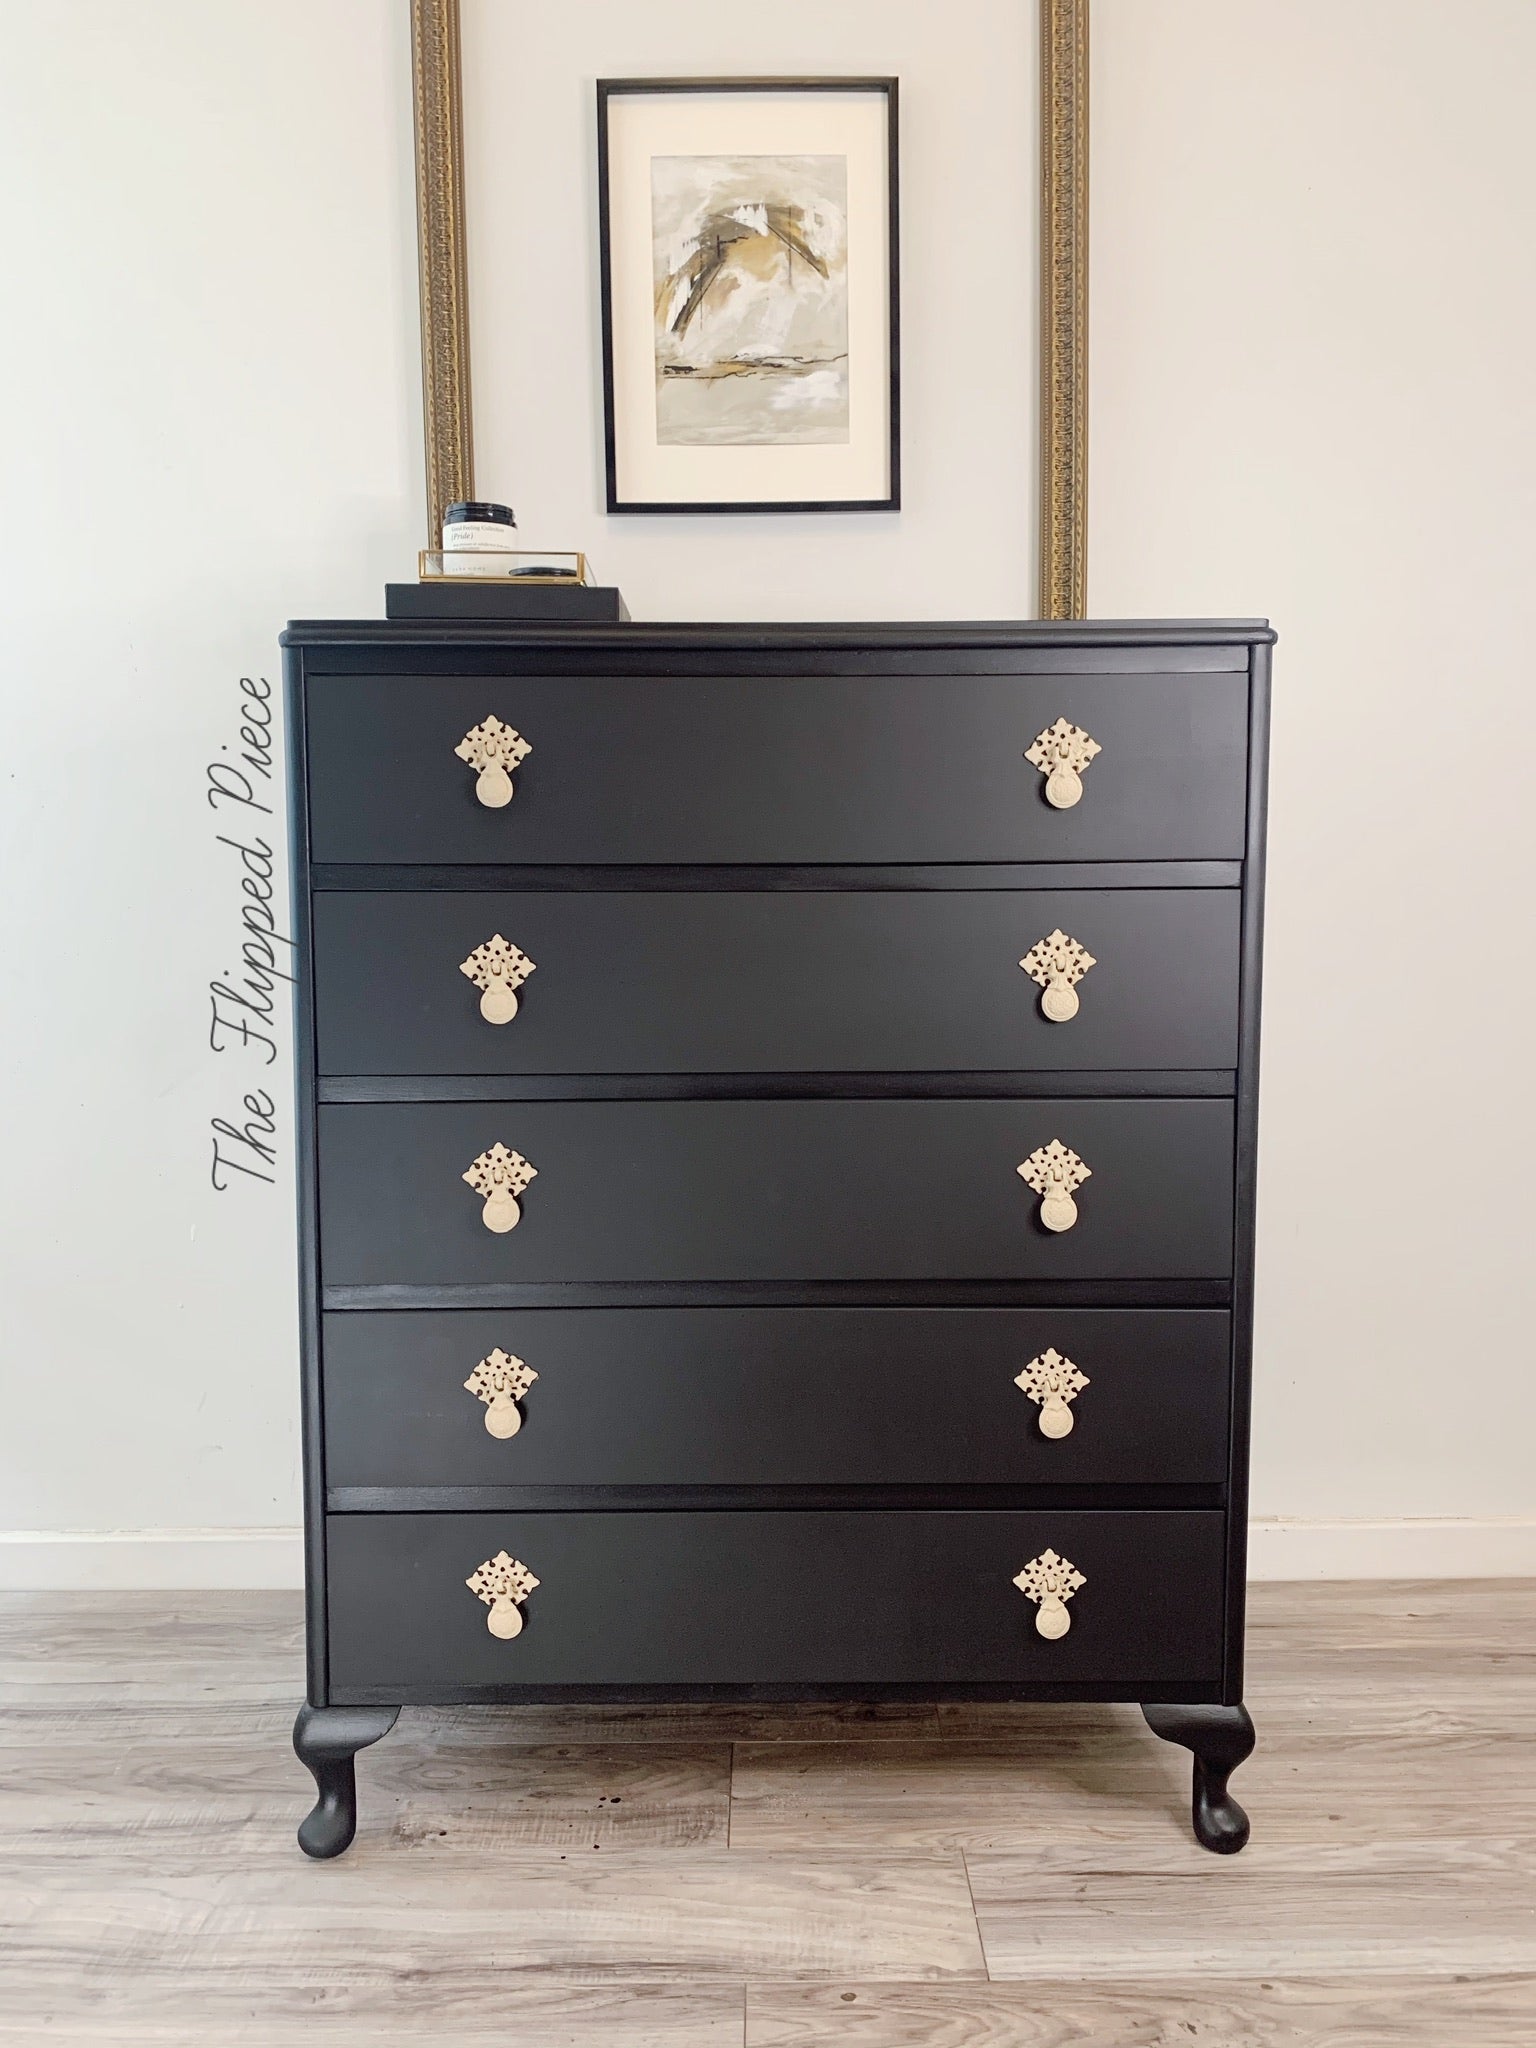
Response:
[1223,641,1272,1700]
[285,647,329,1704]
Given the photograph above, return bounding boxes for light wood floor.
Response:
[1,1581,1532,2045]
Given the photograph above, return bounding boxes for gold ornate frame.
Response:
[1038,0,1088,618]
[409,0,1088,616]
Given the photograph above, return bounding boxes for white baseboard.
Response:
[1246,1517,1536,1579]
[1,1519,1533,1589]
[0,1528,306,1590]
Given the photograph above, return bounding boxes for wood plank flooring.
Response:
[1,1582,1532,2045]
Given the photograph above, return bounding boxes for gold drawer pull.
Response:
[455,715,531,808]
[466,1550,539,1638]
[463,1143,537,1232]
[460,935,537,1024]
[1018,1140,1091,1232]
[1019,928,1096,1022]
[464,1348,538,1437]
[1026,716,1101,809]
[1014,1548,1085,1639]
[1015,1348,1089,1438]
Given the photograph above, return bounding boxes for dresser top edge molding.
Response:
[280,617,1276,652]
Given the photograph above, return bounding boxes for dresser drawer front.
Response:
[317,1098,1235,1286]
[323,1307,1231,1488]
[326,1509,1227,1696]
[304,671,1248,865]
[314,889,1241,1077]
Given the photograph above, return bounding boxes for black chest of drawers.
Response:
[283,617,1272,1858]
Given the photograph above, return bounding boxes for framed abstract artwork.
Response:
[596,77,899,514]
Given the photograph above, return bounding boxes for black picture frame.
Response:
[596,76,901,515]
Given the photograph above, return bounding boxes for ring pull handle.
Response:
[464,1349,539,1438]
[460,935,537,1025]
[1014,1548,1086,1638]
[1017,1140,1092,1232]
[1025,717,1101,809]
[462,1143,538,1233]
[466,1550,539,1639]
[1014,1348,1090,1438]
[1019,928,1096,1023]
[455,716,531,808]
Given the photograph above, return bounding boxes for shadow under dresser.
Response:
[281,616,1272,1857]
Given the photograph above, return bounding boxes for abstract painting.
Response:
[651,154,850,446]
[598,78,899,512]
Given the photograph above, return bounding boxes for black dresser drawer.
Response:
[317,1098,1235,1287]
[304,670,1249,865]
[314,888,1241,1077]
[322,1307,1232,1489]
[325,1509,1228,1699]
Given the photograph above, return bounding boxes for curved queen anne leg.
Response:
[1141,1702,1256,1853]
[293,1704,400,1859]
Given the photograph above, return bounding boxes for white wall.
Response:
[1,2,1531,1585]
[0,1,422,1581]
[459,0,1036,618]
[1090,0,1536,1567]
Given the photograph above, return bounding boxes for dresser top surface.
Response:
[281,617,1275,653]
